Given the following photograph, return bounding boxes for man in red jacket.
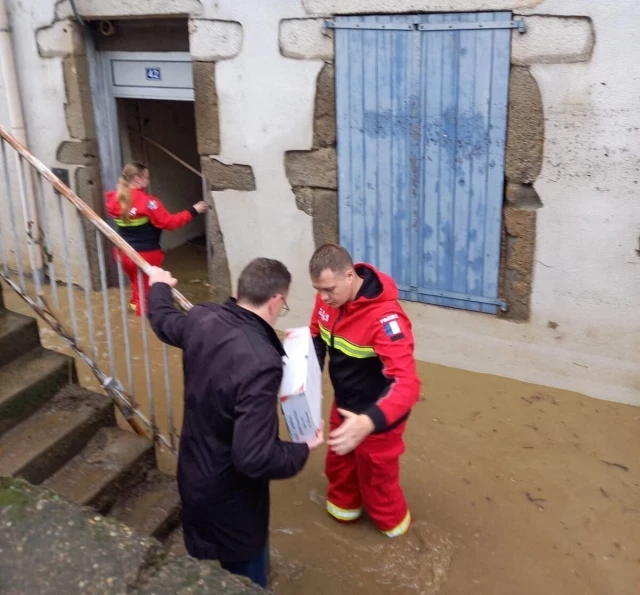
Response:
[308,243,421,537]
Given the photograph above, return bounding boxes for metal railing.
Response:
[0,124,193,455]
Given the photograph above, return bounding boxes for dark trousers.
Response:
[220,546,269,589]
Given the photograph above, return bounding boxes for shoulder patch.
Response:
[381,316,405,342]
[147,200,158,211]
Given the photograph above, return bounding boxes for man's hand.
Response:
[148,266,177,288]
[328,409,375,455]
[306,419,325,451]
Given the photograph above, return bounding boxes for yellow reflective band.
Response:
[332,336,377,359]
[114,216,150,228]
[319,323,331,346]
[326,501,363,522]
[318,323,377,359]
[382,510,411,538]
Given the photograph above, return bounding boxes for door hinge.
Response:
[325,19,526,34]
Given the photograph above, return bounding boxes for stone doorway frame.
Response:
[36,15,253,302]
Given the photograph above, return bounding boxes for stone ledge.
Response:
[280,18,333,61]
[302,0,543,17]
[512,16,594,65]
[56,0,203,20]
[285,149,337,190]
[0,476,264,594]
[189,19,243,62]
[201,158,256,192]
[282,13,592,66]
[56,140,97,166]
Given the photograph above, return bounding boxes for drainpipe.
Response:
[0,0,27,148]
[0,0,44,280]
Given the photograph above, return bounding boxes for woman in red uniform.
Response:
[106,162,209,316]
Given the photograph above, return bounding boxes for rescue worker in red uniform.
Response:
[308,243,421,537]
[105,162,209,315]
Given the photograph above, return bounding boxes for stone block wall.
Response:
[280,12,594,321]
[189,19,251,302]
[284,62,338,248]
[37,19,105,288]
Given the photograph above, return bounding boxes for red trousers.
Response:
[114,248,164,316]
[325,403,411,537]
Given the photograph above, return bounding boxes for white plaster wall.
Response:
[3,0,84,285]
[198,0,321,322]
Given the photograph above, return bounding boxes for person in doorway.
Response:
[105,161,209,316]
[146,258,324,589]
[308,243,421,538]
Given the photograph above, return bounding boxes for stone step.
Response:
[109,470,181,540]
[0,386,115,484]
[43,426,155,514]
[164,524,188,557]
[0,309,41,369]
[0,347,75,437]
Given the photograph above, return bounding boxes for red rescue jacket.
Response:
[310,263,421,433]
[105,188,196,252]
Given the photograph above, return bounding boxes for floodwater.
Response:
[2,244,640,595]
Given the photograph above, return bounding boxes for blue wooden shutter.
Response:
[335,12,512,314]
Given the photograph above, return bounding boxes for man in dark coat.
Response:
[146,258,324,588]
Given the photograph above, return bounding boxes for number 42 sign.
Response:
[145,67,162,81]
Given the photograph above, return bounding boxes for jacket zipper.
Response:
[330,308,344,349]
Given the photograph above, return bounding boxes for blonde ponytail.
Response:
[116,162,147,223]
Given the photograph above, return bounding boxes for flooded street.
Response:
[270,368,640,595]
[2,252,639,595]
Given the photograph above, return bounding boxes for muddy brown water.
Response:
[2,246,639,594]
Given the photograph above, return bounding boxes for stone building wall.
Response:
[2,0,638,405]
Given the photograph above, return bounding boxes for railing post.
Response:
[0,124,189,455]
[16,155,44,303]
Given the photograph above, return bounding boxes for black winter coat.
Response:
[148,283,310,562]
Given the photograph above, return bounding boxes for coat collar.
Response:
[223,298,286,357]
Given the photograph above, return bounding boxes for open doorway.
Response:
[116,98,209,303]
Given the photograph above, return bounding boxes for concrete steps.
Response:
[109,469,181,540]
[0,386,115,484]
[0,292,182,550]
[43,426,156,513]
[0,347,75,436]
[0,309,41,369]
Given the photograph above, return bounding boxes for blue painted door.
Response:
[335,12,512,314]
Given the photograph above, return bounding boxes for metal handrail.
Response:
[0,124,191,454]
[0,125,194,311]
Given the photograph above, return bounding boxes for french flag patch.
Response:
[383,318,405,342]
